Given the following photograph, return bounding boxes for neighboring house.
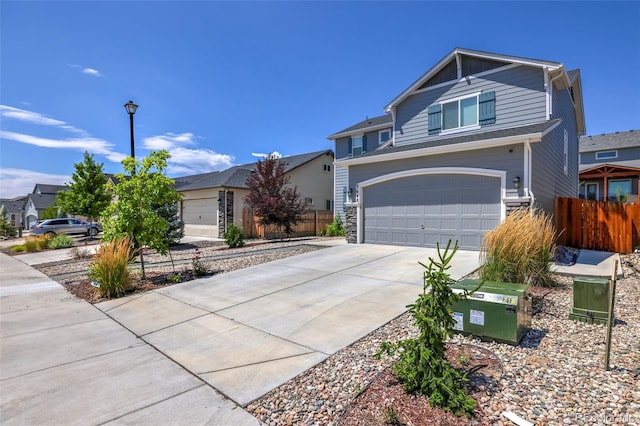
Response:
[175,150,335,237]
[24,184,67,229]
[0,196,26,229]
[579,130,640,202]
[328,47,585,250]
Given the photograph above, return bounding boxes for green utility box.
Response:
[449,279,531,345]
[569,277,610,325]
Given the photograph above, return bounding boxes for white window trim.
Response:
[595,150,618,160]
[563,129,569,175]
[378,129,391,145]
[439,92,481,133]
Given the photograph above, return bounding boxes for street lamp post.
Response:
[124,100,138,159]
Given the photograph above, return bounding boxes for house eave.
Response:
[336,130,548,167]
[327,122,393,140]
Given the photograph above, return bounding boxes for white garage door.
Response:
[364,174,501,250]
[182,198,217,225]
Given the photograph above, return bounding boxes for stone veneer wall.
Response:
[218,190,234,238]
[345,204,357,244]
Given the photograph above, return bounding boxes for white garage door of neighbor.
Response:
[182,198,217,225]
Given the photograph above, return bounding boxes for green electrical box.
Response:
[569,277,610,325]
[449,279,532,345]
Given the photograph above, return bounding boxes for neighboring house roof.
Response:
[176,150,334,191]
[27,193,59,210]
[580,163,640,175]
[580,159,640,172]
[337,120,561,166]
[579,129,639,152]
[327,114,393,140]
[32,183,66,195]
[0,196,26,214]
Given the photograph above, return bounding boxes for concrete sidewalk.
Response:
[0,253,258,425]
[95,243,482,407]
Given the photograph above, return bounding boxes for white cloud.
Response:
[0,168,70,199]
[143,132,234,175]
[0,105,127,164]
[143,132,196,150]
[82,68,103,77]
[251,151,283,159]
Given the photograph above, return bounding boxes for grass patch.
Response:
[480,208,556,287]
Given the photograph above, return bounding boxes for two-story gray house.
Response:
[328,48,585,250]
[579,130,639,202]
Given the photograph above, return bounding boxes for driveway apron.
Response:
[95,243,481,407]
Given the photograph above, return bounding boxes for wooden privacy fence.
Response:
[554,197,640,254]
[242,209,334,239]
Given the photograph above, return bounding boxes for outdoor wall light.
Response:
[513,176,521,189]
[348,188,353,199]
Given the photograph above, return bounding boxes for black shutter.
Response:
[479,91,496,125]
[427,104,442,134]
[347,137,352,156]
[362,135,367,153]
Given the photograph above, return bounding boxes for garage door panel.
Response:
[364,173,501,250]
[183,199,217,224]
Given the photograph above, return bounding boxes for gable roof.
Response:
[384,47,564,112]
[327,114,393,140]
[337,119,561,166]
[579,129,639,152]
[0,196,26,214]
[175,150,334,191]
[27,193,59,210]
[32,183,67,195]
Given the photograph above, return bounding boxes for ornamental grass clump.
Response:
[480,208,556,287]
[377,241,477,418]
[48,234,75,249]
[89,238,133,299]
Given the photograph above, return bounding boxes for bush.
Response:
[24,235,50,252]
[326,214,345,237]
[480,208,556,287]
[48,234,75,249]
[224,223,245,248]
[89,238,133,299]
[11,245,26,253]
[377,241,476,417]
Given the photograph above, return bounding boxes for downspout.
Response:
[390,106,396,146]
[548,69,565,119]
[525,139,535,208]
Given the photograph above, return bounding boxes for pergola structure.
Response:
[580,163,640,201]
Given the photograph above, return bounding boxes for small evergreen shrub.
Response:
[326,214,345,237]
[377,241,477,418]
[224,223,245,248]
[11,245,26,253]
[48,234,75,249]
[89,238,132,299]
[480,208,556,286]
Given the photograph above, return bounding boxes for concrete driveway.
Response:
[95,243,481,407]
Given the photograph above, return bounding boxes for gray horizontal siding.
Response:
[395,65,546,147]
[334,128,392,160]
[334,166,348,216]
[580,146,640,165]
[532,86,579,214]
[349,145,524,191]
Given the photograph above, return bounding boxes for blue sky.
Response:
[1,1,638,199]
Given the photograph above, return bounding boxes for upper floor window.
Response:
[348,135,366,157]
[323,163,332,173]
[443,95,478,131]
[378,129,391,145]
[563,130,569,175]
[428,91,495,135]
[596,150,618,160]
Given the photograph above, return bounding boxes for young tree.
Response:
[244,154,307,238]
[0,206,17,238]
[153,202,184,245]
[101,150,182,279]
[57,151,110,230]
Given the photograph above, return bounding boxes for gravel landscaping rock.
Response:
[247,253,640,425]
